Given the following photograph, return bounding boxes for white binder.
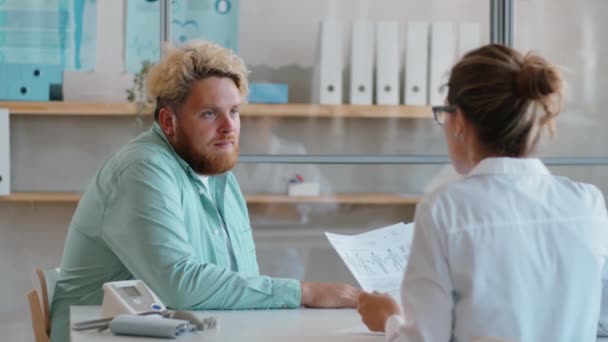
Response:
[349,20,374,105]
[459,22,481,57]
[404,21,429,106]
[375,21,400,105]
[429,22,456,105]
[0,109,10,195]
[315,19,343,104]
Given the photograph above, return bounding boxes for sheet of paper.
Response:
[335,325,384,336]
[325,222,414,299]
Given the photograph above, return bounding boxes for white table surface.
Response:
[70,306,608,342]
[70,306,383,342]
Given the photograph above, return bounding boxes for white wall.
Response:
[241,0,489,102]
[3,1,608,340]
[240,0,488,67]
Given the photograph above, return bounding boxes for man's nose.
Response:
[218,112,236,133]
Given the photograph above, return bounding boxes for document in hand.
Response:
[325,222,415,300]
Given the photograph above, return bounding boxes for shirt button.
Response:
[214,229,219,235]
[198,188,204,194]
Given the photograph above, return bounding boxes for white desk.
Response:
[70,306,608,342]
[70,306,383,341]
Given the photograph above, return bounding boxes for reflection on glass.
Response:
[120,286,142,298]
[514,0,608,195]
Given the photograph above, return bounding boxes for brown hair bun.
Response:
[517,53,562,100]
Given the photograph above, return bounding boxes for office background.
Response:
[2,0,607,340]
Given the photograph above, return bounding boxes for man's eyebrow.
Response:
[195,103,242,111]
[196,105,217,111]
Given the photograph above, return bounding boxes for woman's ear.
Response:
[451,109,466,141]
[158,108,175,137]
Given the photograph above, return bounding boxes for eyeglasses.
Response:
[431,105,457,126]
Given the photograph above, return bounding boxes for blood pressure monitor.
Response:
[101,280,167,318]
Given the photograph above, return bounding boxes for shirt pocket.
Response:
[238,225,256,254]
[234,225,260,275]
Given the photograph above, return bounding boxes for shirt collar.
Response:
[152,122,194,173]
[467,157,551,177]
[150,123,229,203]
[151,122,228,184]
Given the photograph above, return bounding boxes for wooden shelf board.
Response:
[2,102,148,116]
[0,192,81,202]
[1,102,432,119]
[0,192,421,205]
[245,193,421,204]
[242,104,432,119]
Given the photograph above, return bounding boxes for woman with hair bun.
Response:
[357,44,608,342]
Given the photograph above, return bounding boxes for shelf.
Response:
[0,192,81,202]
[241,104,432,119]
[2,102,148,116]
[0,192,421,205]
[1,101,432,119]
[245,193,421,204]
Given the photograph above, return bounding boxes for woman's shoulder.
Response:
[551,176,606,211]
[420,174,607,222]
[420,176,477,207]
[416,178,474,225]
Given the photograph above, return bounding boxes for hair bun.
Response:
[516,53,561,100]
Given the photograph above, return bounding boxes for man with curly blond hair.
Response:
[50,41,359,342]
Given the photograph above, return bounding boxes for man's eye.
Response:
[203,111,216,117]
[229,108,240,116]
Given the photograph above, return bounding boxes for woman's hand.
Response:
[356,291,401,332]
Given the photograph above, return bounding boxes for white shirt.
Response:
[386,158,608,342]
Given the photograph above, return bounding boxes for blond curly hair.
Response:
[146,40,249,121]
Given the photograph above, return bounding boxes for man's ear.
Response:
[158,108,175,137]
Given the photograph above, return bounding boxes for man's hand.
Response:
[356,291,401,332]
[300,281,361,308]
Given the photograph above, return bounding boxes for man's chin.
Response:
[212,149,239,162]
[199,152,239,175]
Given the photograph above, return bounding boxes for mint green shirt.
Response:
[50,123,301,342]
